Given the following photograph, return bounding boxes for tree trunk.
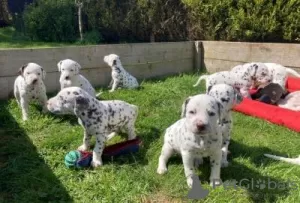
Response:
[0,0,12,27]
[78,4,83,41]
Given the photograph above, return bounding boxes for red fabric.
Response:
[234,77,300,132]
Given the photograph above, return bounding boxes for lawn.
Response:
[0,27,78,49]
[1,74,300,203]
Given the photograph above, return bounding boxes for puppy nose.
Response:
[65,76,69,80]
[32,79,38,84]
[196,122,205,131]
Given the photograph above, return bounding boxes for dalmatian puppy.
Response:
[14,63,48,121]
[47,87,138,167]
[262,63,300,90]
[157,94,223,188]
[193,62,271,98]
[207,84,243,167]
[58,59,99,97]
[103,54,139,92]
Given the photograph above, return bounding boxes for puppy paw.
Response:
[78,144,89,151]
[91,160,103,168]
[210,179,222,188]
[157,166,168,175]
[109,90,115,93]
[187,177,193,188]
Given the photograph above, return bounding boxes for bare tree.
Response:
[75,0,84,41]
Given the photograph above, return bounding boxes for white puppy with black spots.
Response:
[157,94,224,188]
[47,87,138,167]
[207,84,243,167]
[193,62,271,98]
[14,63,48,121]
[262,63,300,90]
[104,54,139,92]
[58,59,97,97]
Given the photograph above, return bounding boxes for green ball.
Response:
[65,150,81,168]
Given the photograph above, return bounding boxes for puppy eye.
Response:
[261,72,266,76]
[71,69,74,72]
[62,69,65,71]
[207,111,216,116]
[27,72,30,74]
[38,73,41,75]
[189,110,196,114]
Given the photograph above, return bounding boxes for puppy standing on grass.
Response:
[47,87,138,167]
[58,59,99,97]
[207,84,243,167]
[157,94,224,188]
[104,54,139,92]
[14,63,48,121]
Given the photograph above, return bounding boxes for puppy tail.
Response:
[264,154,300,165]
[193,75,208,87]
[96,91,103,98]
[286,68,300,78]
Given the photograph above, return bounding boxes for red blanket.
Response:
[234,77,300,132]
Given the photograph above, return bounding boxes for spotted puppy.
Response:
[104,54,139,92]
[193,62,271,98]
[47,87,138,167]
[207,84,243,167]
[58,59,98,97]
[157,94,223,188]
[262,63,300,90]
[14,63,48,121]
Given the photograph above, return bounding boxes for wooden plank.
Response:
[0,42,193,76]
[202,41,300,68]
[1,58,193,100]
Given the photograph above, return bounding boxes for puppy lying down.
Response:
[251,83,300,111]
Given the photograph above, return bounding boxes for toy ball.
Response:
[64,150,92,169]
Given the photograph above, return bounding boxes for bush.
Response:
[183,0,300,42]
[23,0,78,42]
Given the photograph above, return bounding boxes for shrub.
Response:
[183,0,300,42]
[23,0,78,42]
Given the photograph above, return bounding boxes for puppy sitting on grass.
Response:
[14,63,48,121]
[58,59,100,97]
[104,54,139,92]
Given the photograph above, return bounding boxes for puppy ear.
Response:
[234,89,243,104]
[250,63,259,80]
[74,62,81,74]
[181,97,191,118]
[57,60,63,72]
[217,102,224,121]
[18,64,27,76]
[41,67,46,80]
[75,96,89,110]
[207,86,212,94]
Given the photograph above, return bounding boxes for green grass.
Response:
[0,27,85,49]
[1,74,300,202]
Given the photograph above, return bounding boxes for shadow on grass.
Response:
[166,139,292,202]
[0,100,72,202]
